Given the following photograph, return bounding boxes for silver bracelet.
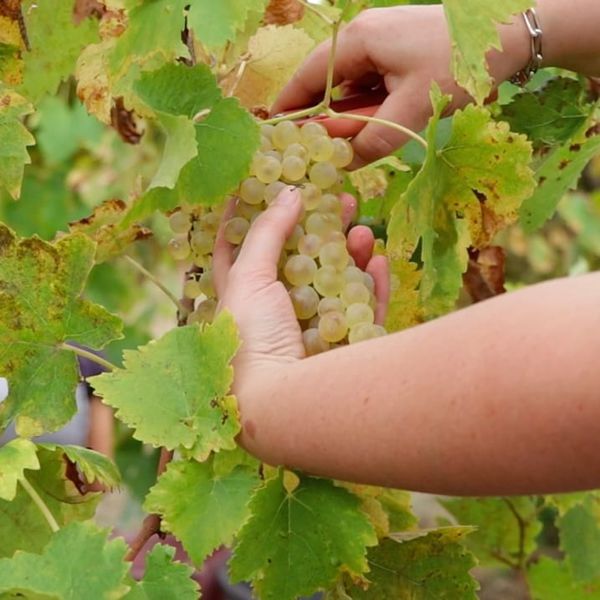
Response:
[510,8,543,86]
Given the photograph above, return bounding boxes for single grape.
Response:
[261,123,275,139]
[188,299,217,324]
[300,121,328,142]
[191,228,213,255]
[200,211,220,233]
[303,328,330,356]
[254,154,283,184]
[284,254,317,286]
[348,323,385,345]
[318,297,344,316]
[264,181,287,204]
[331,138,354,168]
[169,211,191,234]
[300,183,322,210]
[346,303,375,328]
[306,135,334,162]
[183,277,203,299]
[317,193,343,215]
[309,162,338,189]
[318,311,348,343]
[272,120,301,149]
[305,212,343,237]
[198,271,215,297]
[341,281,371,306]
[344,266,365,284]
[240,177,266,205]
[259,135,273,152]
[289,285,319,320]
[224,217,250,245]
[308,315,321,329]
[297,233,323,258]
[168,237,191,261]
[325,230,347,245]
[313,265,345,297]
[282,155,307,182]
[284,224,304,251]
[319,241,349,271]
[284,142,309,161]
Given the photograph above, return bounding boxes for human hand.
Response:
[212,187,389,388]
[272,5,530,168]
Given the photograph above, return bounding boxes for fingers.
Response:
[232,187,303,281]
[366,255,390,325]
[339,192,357,230]
[271,24,374,114]
[347,225,375,271]
[349,86,431,169]
[212,199,237,298]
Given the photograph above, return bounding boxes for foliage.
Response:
[0,0,598,598]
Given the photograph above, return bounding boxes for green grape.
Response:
[284,254,317,286]
[300,183,322,210]
[183,277,203,299]
[254,154,283,184]
[285,224,304,251]
[240,177,266,205]
[198,271,215,297]
[300,121,327,142]
[363,272,375,294]
[317,193,343,215]
[264,181,287,204]
[319,241,349,271]
[169,210,191,234]
[282,155,307,182]
[259,135,273,152]
[341,281,371,306]
[305,212,343,237]
[318,297,344,317]
[303,328,330,356]
[224,217,250,245]
[168,237,191,261]
[306,135,334,162]
[297,233,322,258]
[309,162,338,189]
[346,303,374,328]
[331,138,354,168]
[191,228,213,255]
[318,311,348,343]
[188,299,217,324]
[272,120,301,149]
[284,142,309,161]
[200,211,220,233]
[313,265,344,297]
[348,323,385,344]
[308,315,320,329]
[325,230,347,245]
[344,266,365,284]
[261,123,275,139]
[236,201,261,222]
[289,285,319,319]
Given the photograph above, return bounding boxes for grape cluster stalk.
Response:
[167,119,387,355]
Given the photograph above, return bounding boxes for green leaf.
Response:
[0,90,35,200]
[0,438,39,501]
[230,472,377,600]
[145,459,259,564]
[499,78,592,149]
[0,446,101,558]
[0,522,129,599]
[188,0,269,50]
[19,0,99,102]
[559,500,600,582]
[441,497,541,567]
[123,544,199,600]
[91,312,241,461]
[528,557,600,600]
[134,63,222,119]
[345,527,478,599]
[38,443,121,490]
[110,0,188,80]
[520,114,600,232]
[0,227,123,436]
[558,194,600,255]
[443,0,533,103]
[387,86,534,317]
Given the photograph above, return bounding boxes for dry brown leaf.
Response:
[264,0,305,25]
[463,246,506,303]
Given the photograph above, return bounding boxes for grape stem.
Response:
[123,255,188,319]
[20,476,60,533]
[60,343,117,372]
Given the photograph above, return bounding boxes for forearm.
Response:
[237,273,600,496]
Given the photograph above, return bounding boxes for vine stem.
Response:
[60,342,117,372]
[20,476,60,533]
[123,255,187,317]
[296,0,335,26]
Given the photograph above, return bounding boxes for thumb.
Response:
[233,187,303,278]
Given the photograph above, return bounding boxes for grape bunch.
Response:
[167,119,386,355]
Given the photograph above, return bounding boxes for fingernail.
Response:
[275,187,300,206]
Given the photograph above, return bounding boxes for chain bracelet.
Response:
[510,8,543,86]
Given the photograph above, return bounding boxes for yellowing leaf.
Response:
[76,40,114,124]
[231,25,315,108]
[0,438,38,501]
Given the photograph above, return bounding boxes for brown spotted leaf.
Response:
[264,0,305,25]
[463,246,506,303]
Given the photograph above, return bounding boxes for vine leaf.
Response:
[386,85,534,318]
[443,0,533,103]
[18,0,99,102]
[91,312,241,461]
[39,443,121,490]
[0,226,123,437]
[520,114,600,232]
[441,497,541,568]
[0,445,101,558]
[145,459,259,565]
[0,521,129,599]
[230,471,377,600]
[527,556,600,599]
[0,89,35,200]
[123,544,200,600]
[0,438,38,501]
[499,78,592,149]
[344,527,478,599]
[188,0,270,50]
[558,499,600,582]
